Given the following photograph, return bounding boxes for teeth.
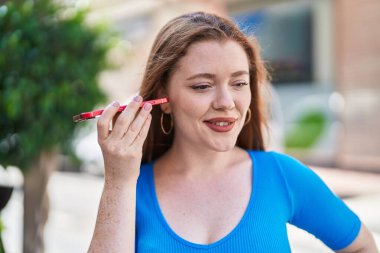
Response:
[213,122,230,126]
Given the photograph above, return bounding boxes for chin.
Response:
[208,140,236,153]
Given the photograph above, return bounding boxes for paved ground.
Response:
[2,167,380,253]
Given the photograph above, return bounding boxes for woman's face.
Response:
[163,39,251,152]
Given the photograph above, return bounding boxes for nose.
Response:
[212,86,235,110]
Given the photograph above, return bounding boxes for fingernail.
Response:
[134,96,142,102]
[112,101,119,107]
[144,103,152,111]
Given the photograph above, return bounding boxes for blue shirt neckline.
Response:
[147,150,259,249]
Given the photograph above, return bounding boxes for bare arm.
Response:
[88,97,152,253]
[336,223,378,253]
[88,181,137,253]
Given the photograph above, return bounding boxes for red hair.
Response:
[139,12,269,163]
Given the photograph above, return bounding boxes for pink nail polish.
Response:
[144,103,152,111]
[134,96,142,102]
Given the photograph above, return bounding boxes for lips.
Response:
[204,117,236,132]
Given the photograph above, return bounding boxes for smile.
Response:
[204,117,236,132]
[210,122,231,126]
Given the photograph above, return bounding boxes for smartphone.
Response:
[73,97,169,123]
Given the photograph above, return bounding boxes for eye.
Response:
[191,84,212,90]
[233,81,249,87]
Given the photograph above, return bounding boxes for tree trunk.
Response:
[23,150,58,253]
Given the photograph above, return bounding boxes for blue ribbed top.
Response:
[135,151,361,252]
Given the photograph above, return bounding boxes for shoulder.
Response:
[244,150,301,186]
[247,149,294,159]
[247,150,305,169]
[246,150,315,186]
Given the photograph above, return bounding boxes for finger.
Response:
[111,96,142,139]
[97,101,120,141]
[122,102,152,145]
[133,113,152,147]
[111,112,121,129]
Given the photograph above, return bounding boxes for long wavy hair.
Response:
[139,12,269,163]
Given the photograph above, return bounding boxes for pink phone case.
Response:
[73,98,168,122]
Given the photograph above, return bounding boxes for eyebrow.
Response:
[186,70,249,81]
[186,73,215,80]
[231,70,249,78]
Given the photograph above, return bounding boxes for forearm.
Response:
[88,180,137,253]
[337,244,378,253]
[88,97,152,252]
[336,224,379,253]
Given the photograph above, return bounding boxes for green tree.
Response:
[0,0,114,252]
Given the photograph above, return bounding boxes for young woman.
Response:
[88,12,378,253]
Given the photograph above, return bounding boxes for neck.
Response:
[158,140,244,179]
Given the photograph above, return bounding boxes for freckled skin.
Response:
[162,40,251,153]
[153,40,253,244]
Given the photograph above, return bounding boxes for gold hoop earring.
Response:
[161,112,173,135]
[244,108,251,126]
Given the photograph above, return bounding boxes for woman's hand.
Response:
[97,96,152,187]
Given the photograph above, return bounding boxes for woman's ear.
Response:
[157,88,172,113]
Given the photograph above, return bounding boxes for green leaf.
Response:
[0,0,117,171]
